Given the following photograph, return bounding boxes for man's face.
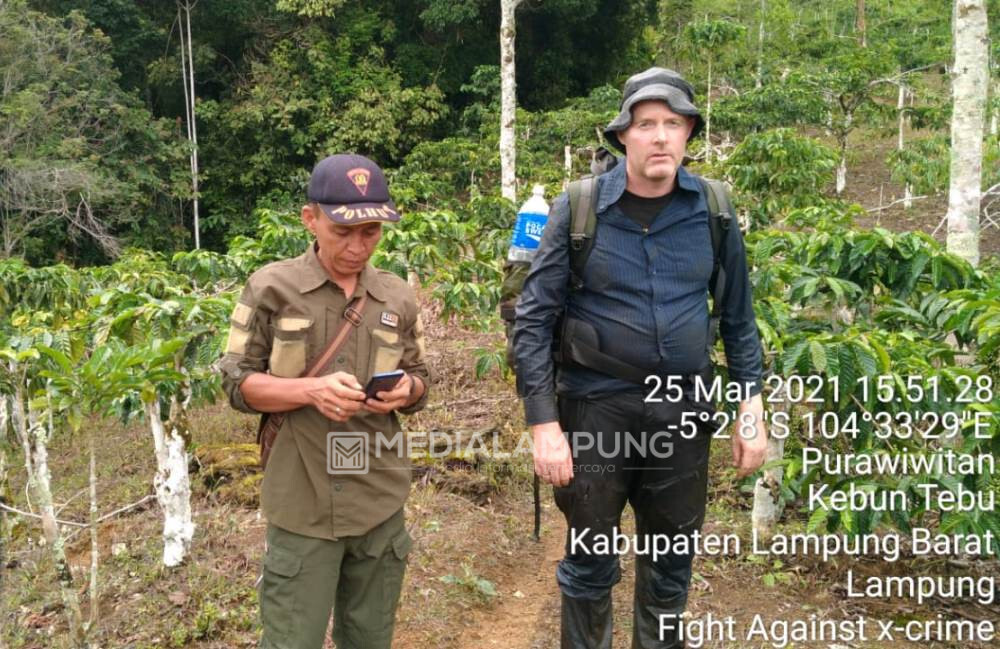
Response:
[302,205,383,279]
[618,100,694,190]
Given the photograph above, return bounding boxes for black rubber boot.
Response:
[631,558,687,649]
[560,593,613,649]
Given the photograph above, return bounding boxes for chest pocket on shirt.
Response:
[581,245,613,294]
[269,317,313,378]
[370,328,403,375]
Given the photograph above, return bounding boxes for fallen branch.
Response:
[94,494,155,525]
[55,488,87,517]
[932,206,1000,236]
[0,493,155,531]
[866,194,928,212]
[869,62,944,88]
[0,501,87,528]
[931,214,946,236]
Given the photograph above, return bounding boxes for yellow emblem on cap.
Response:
[347,167,370,196]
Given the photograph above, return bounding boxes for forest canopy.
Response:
[3,0,998,263]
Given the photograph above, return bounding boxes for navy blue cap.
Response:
[307,154,400,224]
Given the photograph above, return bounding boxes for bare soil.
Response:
[840,128,1000,259]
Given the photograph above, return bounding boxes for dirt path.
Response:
[455,503,567,649]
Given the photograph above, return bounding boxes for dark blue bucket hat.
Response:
[603,67,705,152]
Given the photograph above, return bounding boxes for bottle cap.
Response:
[532,184,545,196]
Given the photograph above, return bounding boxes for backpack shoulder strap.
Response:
[698,177,734,342]
[567,176,599,289]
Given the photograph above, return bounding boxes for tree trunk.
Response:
[836,142,847,195]
[88,434,99,629]
[991,79,998,137]
[752,387,788,537]
[0,390,7,439]
[145,399,194,567]
[756,0,765,88]
[0,427,8,600]
[22,399,86,646]
[178,6,192,164]
[178,1,201,249]
[897,80,913,208]
[946,0,989,267]
[836,156,847,195]
[856,0,866,47]
[8,367,35,512]
[499,0,523,204]
[834,107,853,195]
[563,145,572,189]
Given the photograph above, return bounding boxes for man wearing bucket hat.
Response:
[219,153,431,649]
[513,68,766,648]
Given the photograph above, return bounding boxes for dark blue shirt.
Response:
[513,163,764,426]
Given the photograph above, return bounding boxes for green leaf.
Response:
[808,341,827,373]
[36,345,73,374]
[782,340,808,376]
[806,506,829,534]
[852,343,877,378]
[840,508,855,533]
[825,277,845,302]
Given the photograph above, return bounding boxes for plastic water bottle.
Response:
[508,185,550,263]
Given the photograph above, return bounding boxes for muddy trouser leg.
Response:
[554,395,639,649]
[629,395,713,649]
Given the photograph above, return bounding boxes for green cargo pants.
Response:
[258,508,412,649]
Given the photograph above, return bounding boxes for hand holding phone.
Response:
[363,370,405,400]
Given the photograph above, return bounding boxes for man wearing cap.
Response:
[513,68,766,648]
[219,154,431,649]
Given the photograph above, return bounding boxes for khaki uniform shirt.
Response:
[219,243,431,540]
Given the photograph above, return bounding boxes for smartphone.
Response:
[364,370,405,400]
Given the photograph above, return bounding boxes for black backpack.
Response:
[500,153,736,383]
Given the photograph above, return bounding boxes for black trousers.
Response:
[553,390,713,648]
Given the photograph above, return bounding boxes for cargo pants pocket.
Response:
[259,544,303,640]
[381,528,412,618]
[635,468,709,536]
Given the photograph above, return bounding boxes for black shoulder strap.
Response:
[699,177,734,343]
[567,176,599,290]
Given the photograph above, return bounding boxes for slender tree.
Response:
[40,340,148,628]
[756,0,766,89]
[945,0,989,266]
[499,0,525,203]
[177,1,201,249]
[751,382,789,536]
[991,47,999,137]
[683,19,746,162]
[897,78,913,208]
[0,403,8,614]
[2,353,86,647]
